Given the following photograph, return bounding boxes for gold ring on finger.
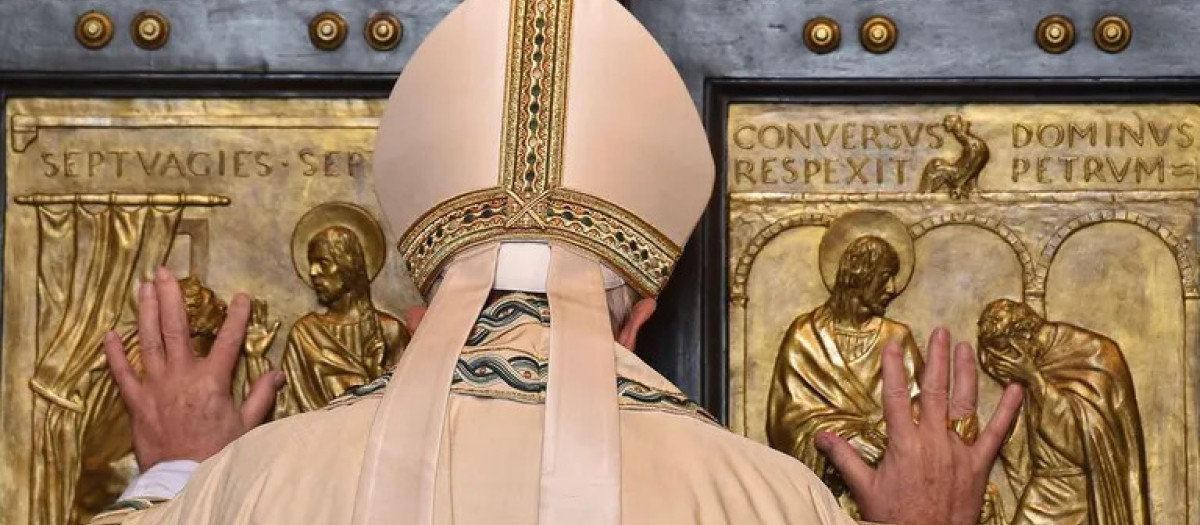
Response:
[948,413,979,445]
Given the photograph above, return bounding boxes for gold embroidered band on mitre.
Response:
[396,0,680,297]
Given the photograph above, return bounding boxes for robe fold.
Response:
[276,311,407,418]
[1000,323,1150,525]
[767,306,923,492]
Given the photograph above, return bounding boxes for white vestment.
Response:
[92,294,863,525]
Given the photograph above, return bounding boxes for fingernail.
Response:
[104,331,119,343]
[272,371,286,388]
[815,431,831,451]
[155,266,172,281]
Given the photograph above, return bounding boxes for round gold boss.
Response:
[131,11,169,50]
[803,17,841,54]
[1094,15,1131,53]
[75,11,114,50]
[1035,15,1075,54]
[309,11,348,51]
[860,16,897,54]
[365,13,403,51]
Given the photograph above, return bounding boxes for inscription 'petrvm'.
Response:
[728,104,1200,193]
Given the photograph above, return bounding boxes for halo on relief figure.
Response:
[291,201,387,286]
[818,209,915,293]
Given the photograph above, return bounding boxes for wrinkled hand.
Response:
[103,267,286,470]
[815,328,1024,525]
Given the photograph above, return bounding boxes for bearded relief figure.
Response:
[767,210,1007,524]
[275,202,411,418]
[766,211,924,500]
[977,299,1150,525]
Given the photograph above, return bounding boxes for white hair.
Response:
[604,284,636,333]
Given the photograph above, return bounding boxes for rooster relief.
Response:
[918,114,990,199]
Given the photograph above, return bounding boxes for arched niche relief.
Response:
[908,213,1038,296]
[1039,214,1194,524]
[728,213,833,437]
[729,211,1039,442]
[896,215,1032,358]
[1035,210,1199,301]
[891,215,1033,514]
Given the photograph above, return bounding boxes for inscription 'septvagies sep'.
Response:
[0,99,421,525]
[730,103,1197,525]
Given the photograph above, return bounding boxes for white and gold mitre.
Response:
[355,2,712,525]
[373,0,713,296]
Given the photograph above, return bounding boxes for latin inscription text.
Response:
[38,148,370,179]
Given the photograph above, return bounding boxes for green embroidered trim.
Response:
[101,498,165,510]
[468,294,549,345]
[334,372,392,402]
[456,353,548,392]
[616,377,717,423]
[450,355,714,422]
[326,294,547,410]
[324,295,714,423]
[95,496,168,516]
[327,352,714,423]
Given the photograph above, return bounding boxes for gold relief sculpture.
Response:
[3,98,421,525]
[918,114,990,199]
[766,211,924,503]
[978,299,1150,525]
[730,103,1198,524]
[275,202,411,418]
[24,204,272,525]
[979,484,1007,525]
[236,299,281,405]
[764,211,1012,523]
[19,194,215,525]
